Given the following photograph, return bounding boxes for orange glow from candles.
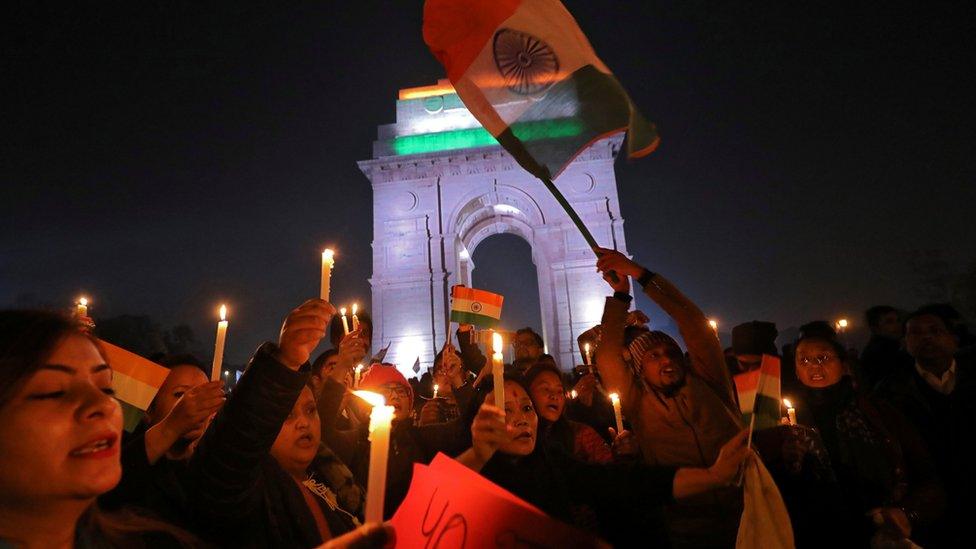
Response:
[783,398,793,409]
[78,297,89,307]
[492,332,503,355]
[352,390,385,408]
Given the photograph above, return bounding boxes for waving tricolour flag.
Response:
[450,287,504,328]
[423,0,659,182]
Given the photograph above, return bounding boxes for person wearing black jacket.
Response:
[186,299,365,547]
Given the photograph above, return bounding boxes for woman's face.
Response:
[376,382,412,421]
[528,370,565,423]
[146,365,209,427]
[795,339,845,388]
[270,386,321,477]
[488,381,538,456]
[0,334,122,505]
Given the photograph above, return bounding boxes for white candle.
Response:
[211,305,228,382]
[354,363,363,388]
[610,392,624,434]
[432,384,439,399]
[76,297,89,318]
[353,390,395,524]
[320,249,335,301]
[783,398,797,426]
[340,308,350,336]
[492,332,505,412]
[352,303,360,332]
[583,342,592,366]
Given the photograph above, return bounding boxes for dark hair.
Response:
[522,360,564,390]
[797,320,837,341]
[157,353,208,376]
[906,303,957,329]
[311,348,338,377]
[329,310,373,348]
[0,310,99,411]
[794,335,847,364]
[515,327,543,348]
[865,305,898,329]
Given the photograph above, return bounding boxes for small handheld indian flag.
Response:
[450,287,504,328]
[734,355,782,432]
[99,340,169,432]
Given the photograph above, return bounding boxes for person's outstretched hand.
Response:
[277,299,336,370]
[594,247,645,280]
[161,380,225,440]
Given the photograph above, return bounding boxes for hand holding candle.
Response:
[491,332,505,412]
[353,390,395,524]
[211,305,228,381]
[783,398,797,426]
[320,249,335,301]
[609,392,624,434]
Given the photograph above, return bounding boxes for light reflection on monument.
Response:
[358,80,630,375]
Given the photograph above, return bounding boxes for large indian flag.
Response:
[450,287,504,328]
[734,355,782,431]
[423,0,659,181]
[100,340,169,431]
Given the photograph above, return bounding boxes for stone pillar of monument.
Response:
[358,80,630,375]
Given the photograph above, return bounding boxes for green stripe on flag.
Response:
[496,64,658,180]
[450,310,500,329]
[743,393,782,431]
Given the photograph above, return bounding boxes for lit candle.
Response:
[570,389,578,399]
[354,363,363,388]
[836,318,848,333]
[353,390,395,524]
[708,319,719,333]
[76,297,89,318]
[320,249,335,301]
[432,384,439,399]
[340,307,350,336]
[492,332,505,412]
[783,398,797,426]
[583,342,592,366]
[609,392,624,434]
[352,303,360,332]
[211,305,228,382]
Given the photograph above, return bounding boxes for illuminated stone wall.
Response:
[358,80,630,375]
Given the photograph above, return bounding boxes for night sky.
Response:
[3,2,973,365]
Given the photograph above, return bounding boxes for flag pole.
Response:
[542,177,619,282]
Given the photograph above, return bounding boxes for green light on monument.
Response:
[393,118,584,156]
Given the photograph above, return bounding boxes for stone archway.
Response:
[357,80,630,373]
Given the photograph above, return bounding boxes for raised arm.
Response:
[456,325,487,377]
[596,248,735,409]
[189,299,334,517]
[593,271,642,420]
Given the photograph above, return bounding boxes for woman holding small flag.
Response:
[772,334,945,547]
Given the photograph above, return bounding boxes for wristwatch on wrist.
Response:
[636,268,657,288]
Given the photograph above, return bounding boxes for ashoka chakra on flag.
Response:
[493,28,559,96]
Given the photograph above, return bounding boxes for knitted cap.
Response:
[358,363,413,404]
[627,330,681,370]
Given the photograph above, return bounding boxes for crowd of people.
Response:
[0,248,972,548]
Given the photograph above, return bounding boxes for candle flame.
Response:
[352,390,386,408]
[352,303,358,315]
[322,248,334,263]
[78,297,88,306]
[570,389,578,399]
[584,342,591,353]
[355,363,363,373]
[837,318,848,328]
[708,319,718,330]
[492,332,503,354]
[340,307,347,316]
[433,384,439,392]
[219,304,227,321]
[609,392,620,404]
[783,398,794,408]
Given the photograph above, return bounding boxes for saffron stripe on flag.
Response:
[99,340,168,411]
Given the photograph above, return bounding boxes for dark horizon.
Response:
[3,2,974,365]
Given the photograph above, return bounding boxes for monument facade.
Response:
[358,80,630,374]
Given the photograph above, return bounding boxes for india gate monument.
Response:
[358,80,630,374]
